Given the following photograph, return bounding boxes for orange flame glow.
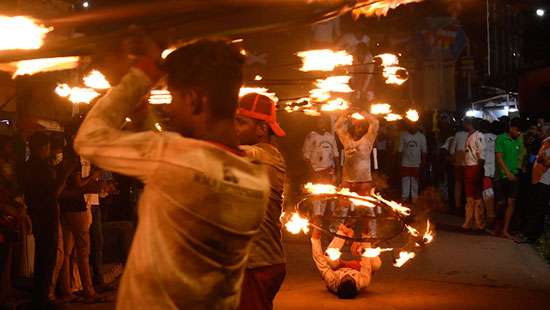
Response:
[352,0,423,18]
[370,103,392,115]
[83,70,111,90]
[297,49,353,72]
[370,189,411,216]
[405,109,419,122]
[393,251,416,268]
[13,56,80,77]
[55,84,100,104]
[285,212,310,234]
[423,220,434,244]
[375,53,399,67]
[362,247,393,258]
[384,113,403,122]
[383,66,408,85]
[351,112,365,120]
[405,224,420,237]
[304,183,377,208]
[325,248,342,261]
[0,16,51,50]
[320,98,350,112]
[148,89,172,105]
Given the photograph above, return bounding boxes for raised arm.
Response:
[74,66,164,182]
[362,113,379,143]
[335,114,353,149]
[311,237,337,286]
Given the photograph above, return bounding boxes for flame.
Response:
[370,103,392,115]
[375,53,399,67]
[405,109,419,122]
[304,183,377,208]
[239,87,279,103]
[314,76,353,93]
[297,49,353,72]
[320,98,350,112]
[125,117,132,123]
[83,70,111,90]
[154,123,163,132]
[12,56,80,77]
[351,112,365,120]
[309,88,331,102]
[55,84,71,98]
[303,109,321,116]
[422,220,434,244]
[405,224,420,237]
[384,113,403,122]
[352,0,423,18]
[383,66,408,85]
[393,251,416,268]
[254,75,263,81]
[362,247,393,258]
[370,189,411,216]
[149,89,172,105]
[325,248,342,261]
[0,16,52,50]
[285,212,310,234]
[162,47,176,59]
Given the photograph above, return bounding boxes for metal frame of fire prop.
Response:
[0,0,432,265]
[284,183,434,268]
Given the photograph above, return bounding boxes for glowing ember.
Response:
[297,49,353,72]
[161,47,176,59]
[405,224,420,237]
[325,248,342,261]
[56,84,100,104]
[351,112,365,120]
[383,66,408,85]
[154,123,163,132]
[363,247,393,258]
[320,98,350,112]
[375,53,399,67]
[384,113,403,122]
[239,87,279,103]
[352,0,423,18]
[304,183,337,195]
[304,183,377,208]
[308,88,331,102]
[83,70,111,90]
[254,75,263,81]
[148,89,172,105]
[285,212,310,234]
[125,117,132,123]
[370,189,411,216]
[393,251,416,268]
[370,103,392,115]
[423,220,434,244]
[303,109,321,116]
[0,16,51,50]
[405,109,419,122]
[13,56,80,77]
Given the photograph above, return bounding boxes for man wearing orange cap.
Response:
[235,93,287,310]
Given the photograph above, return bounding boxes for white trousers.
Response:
[402,176,419,201]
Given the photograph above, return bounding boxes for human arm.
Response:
[362,113,379,144]
[421,134,428,165]
[495,136,516,181]
[303,133,312,162]
[476,133,485,165]
[73,65,164,182]
[335,114,353,150]
[311,237,337,286]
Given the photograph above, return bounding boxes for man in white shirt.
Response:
[481,120,497,228]
[303,117,339,218]
[310,225,379,299]
[462,118,485,230]
[450,125,469,210]
[74,39,270,310]
[398,122,427,202]
[235,93,287,310]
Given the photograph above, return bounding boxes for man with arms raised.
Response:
[74,39,270,309]
[235,93,287,310]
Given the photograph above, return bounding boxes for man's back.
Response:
[116,133,270,309]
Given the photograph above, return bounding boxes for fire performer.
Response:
[310,224,380,299]
[235,93,287,310]
[74,39,270,309]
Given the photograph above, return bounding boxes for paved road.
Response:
[67,213,550,310]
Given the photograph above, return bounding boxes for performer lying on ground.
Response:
[310,224,381,299]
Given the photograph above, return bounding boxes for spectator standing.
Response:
[303,117,339,218]
[398,122,427,203]
[462,118,485,230]
[524,134,550,242]
[494,118,522,238]
[481,121,498,229]
[235,93,287,310]
[450,125,468,211]
[440,133,455,210]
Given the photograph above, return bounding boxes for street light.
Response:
[536,9,545,17]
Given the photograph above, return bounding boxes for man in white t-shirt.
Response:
[450,125,468,210]
[462,118,485,230]
[74,40,270,310]
[398,122,427,202]
[303,117,339,218]
[481,120,497,228]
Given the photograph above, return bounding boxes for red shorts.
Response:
[400,166,420,178]
[483,177,493,191]
[340,181,372,196]
[239,264,286,310]
[464,165,482,199]
[311,168,335,184]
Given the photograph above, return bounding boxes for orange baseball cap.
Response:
[237,93,286,137]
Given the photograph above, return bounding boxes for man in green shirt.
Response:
[494,118,522,238]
